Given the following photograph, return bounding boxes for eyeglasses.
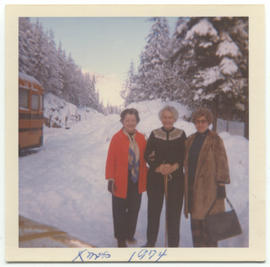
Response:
[195,119,208,124]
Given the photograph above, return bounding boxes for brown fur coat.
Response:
[184,130,230,220]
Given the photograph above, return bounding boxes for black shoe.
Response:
[117,239,127,247]
[127,237,137,244]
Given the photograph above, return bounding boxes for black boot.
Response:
[117,239,127,247]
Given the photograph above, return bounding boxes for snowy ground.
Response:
[19,99,249,248]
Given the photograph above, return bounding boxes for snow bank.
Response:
[44,93,81,128]
[19,99,249,248]
[127,99,192,137]
[44,93,107,129]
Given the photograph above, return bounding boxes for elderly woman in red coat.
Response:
[105,108,148,247]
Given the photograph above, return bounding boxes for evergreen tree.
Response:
[170,17,248,135]
[46,30,62,96]
[30,20,50,90]
[121,61,138,106]
[56,42,65,97]
[132,17,171,102]
[19,17,35,74]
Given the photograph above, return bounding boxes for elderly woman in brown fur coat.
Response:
[184,108,230,247]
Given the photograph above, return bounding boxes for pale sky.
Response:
[32,17,178,106]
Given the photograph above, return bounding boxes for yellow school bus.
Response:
[19,72,44,152]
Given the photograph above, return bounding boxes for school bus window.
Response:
[40,95,43,110]
[31,94,39,111]
[19,87,29,109]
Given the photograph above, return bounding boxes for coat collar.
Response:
[161,126,175,133]
[120,128,140,142]
[195,129,209,137]
[122,127,136,137]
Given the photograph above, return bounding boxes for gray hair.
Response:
[159,105,179,121]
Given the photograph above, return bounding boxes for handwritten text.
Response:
[128,248,168,262]
[72,249,111,262]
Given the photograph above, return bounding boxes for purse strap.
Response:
[206,196,235,216]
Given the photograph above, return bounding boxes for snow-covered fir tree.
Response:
[30,20,51,90]
[56,42,66,97]
[19,18,36,74]
[126,17,171,103]
[46,29,63,96]
[84,72,97,107]
[121,61,138,106]
[169,17,248,136]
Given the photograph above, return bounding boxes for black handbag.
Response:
[204,197,242,241]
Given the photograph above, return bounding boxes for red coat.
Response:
[105,129,148,199]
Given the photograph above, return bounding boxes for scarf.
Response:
[123,129,140,183]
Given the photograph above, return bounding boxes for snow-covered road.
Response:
[19,100,249,247]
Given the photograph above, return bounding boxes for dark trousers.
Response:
[146,172,184,247]
[191,219,218,247]
[112,176,142,241]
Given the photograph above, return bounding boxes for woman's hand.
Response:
[155,164,167,174]
[161,164,173,175]
[156,163,179,176]
[107,179,116,194]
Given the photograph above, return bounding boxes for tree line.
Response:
[19,18,103,112]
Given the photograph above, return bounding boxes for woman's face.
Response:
[122,114,137,134]
[195,116,209,133]
[161,110,175,130]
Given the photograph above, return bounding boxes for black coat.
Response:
[144,127,186,182]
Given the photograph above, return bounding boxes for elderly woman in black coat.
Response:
[144,105,186,247]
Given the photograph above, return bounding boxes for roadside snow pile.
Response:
[128,99,191,120]
[77,107,102,121]
[127,99,193,137]
[19,99,249,248]
[44,93,81,128]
